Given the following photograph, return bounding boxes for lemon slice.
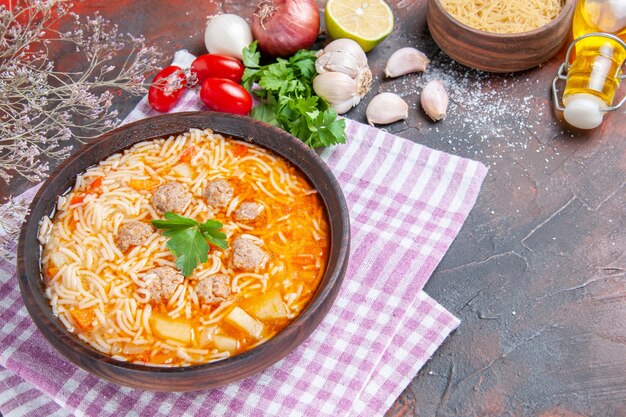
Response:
[325,0,394,52]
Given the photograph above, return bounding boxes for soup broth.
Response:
[38,128,329,366]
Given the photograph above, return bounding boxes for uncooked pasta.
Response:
[440,0,564,34]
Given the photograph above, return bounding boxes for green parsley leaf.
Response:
[250,103,280,127]
[295,96,320,120]
[166,228,209,278]
[152,212,198,236]
[290,50,317,79]
[242,41,261,68]
[289,48,317,62]
[242,68,260,91]
[308,109,347,148]
[151,212,227,277]
[258,62,291,91]
[198,219,228,250]
[242,43,347,148]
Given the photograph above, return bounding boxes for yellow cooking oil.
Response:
[562,0,626,129]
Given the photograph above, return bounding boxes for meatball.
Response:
[195,274,231,305]
[203,179,233,208]
[142,266,184,303]
[116,221,154,252]
[235,202,264,222]
[231,236,268,271]
[151,182,191,214]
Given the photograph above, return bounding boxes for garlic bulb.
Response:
[315,50,360,79]
[315,38,368,68]
[420,80,449,121]
[313,39,372,114]
[385,47,430,78]
[366,93,409,126]
[313,72,357,101]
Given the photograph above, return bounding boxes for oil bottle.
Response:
[556,0,626,129]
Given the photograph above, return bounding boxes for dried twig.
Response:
[0,0,161,184]
[0,0,162,261]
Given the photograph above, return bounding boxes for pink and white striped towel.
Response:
[0,50,487,416]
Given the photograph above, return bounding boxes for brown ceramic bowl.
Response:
[17,111,350,391]
[427,0,576,72]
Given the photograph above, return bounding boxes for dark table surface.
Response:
[4,1,625,416]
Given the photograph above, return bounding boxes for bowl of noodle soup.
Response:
[17,112,350,391]
[427,0,576,72]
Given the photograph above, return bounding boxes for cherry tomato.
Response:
[190,54,245,85]
[200,78,252,115]
[148,66,187,112]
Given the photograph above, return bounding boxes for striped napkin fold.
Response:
[0,50,487,417]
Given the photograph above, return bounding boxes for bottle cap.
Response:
[563,93,605,130]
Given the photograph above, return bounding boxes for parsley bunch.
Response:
[151,212,227,277]
[242,41,347,148]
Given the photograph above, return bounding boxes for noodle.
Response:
[40,129,329,366]
[441,0,563,34]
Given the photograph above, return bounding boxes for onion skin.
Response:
[204,14,253,61]
[252,0,320,58]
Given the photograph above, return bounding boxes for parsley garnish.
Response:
[151,212,228,277]
[242,41,347,148]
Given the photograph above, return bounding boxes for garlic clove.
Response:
[316,50,361,79]
[314,38,371,114]
[313,72,358,106]
[319,38,368,69]
[366,92,409,126]
[332,98,357,115]
[385,47,430,78]
[357,67,373,98]
[420,80,449,121]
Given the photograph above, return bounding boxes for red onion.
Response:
[252,0,320,57]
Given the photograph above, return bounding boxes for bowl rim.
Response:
[429,0,576,38]
[16,111,350,389]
